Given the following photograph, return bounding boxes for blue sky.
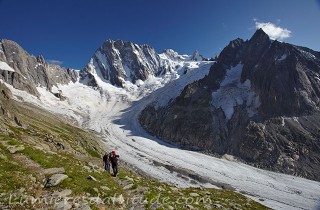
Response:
[0,0,319,69]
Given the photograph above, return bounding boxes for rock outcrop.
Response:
[0,81,16,121]
[0,39,78,96]
[139,29,320,181]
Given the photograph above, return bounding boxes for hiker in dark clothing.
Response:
[102,152,110,173]
[109,151,119,177]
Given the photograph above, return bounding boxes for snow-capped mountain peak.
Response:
[160,49,189,62]
[80,40,210,97]
[189,50,203,61]
[81,39,164,87]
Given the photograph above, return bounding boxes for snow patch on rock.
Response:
[211,64,260,119]
[277,54,287,61]
[0,61,15,72]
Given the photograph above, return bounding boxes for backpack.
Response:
[110,154,119,165]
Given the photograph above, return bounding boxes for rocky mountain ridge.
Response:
[139,29,320,181]
[0,39,78,97]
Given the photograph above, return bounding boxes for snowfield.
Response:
[0,61,16,72]
[5,59,320,210]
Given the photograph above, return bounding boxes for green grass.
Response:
[141,180,269,210]
[0,135,20,146]
[21,146,58,169]
[130,183,138,190]
[0,138,35,195]
[117,172,127,180]
[0,158,29,192]
[86,148,101,158]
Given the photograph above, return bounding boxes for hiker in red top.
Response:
[109,151,119,177]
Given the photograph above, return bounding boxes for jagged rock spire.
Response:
[37,55,46,64]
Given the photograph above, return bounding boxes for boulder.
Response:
[189,193,200,197]
[123,184,134,190]
[186,204,195,209]
[100,186,110,191]
[87,175,97,182]
[52,189,72,198]
[45,174,68,187]
[125,176,134,182]
[7,145,25,154]
[44,167,65,175]
[77,204,91,210]
[54,200,72,210]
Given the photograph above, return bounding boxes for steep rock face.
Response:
[241,33,320,117]
[0,39,78,96]
[140,29,320,181]
[238,116,320,180]
[0,81,13,118]
[81,40,165,87]
[0,81,24,128]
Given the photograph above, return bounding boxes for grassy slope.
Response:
[0,100,269,209]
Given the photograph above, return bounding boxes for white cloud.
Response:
[254,20,291,40]
[47,59,63,65]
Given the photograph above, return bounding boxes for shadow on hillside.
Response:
[314,201,320,210]
[111,91,200,153]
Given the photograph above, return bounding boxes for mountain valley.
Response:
[1,30,320,210]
